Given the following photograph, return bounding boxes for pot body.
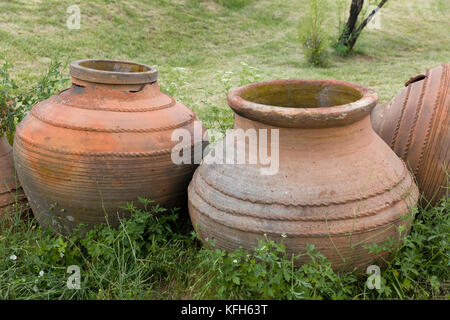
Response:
[371,63,449,205]
[0,136,26,217]
[14,60,205,233]
[189,79,418,271]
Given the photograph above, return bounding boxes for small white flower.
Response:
[60,252,65,258]
[39,270,44,277]
[9,254,17,261]
[233,259,238,263]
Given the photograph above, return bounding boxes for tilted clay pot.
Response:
[14,59,205,233]
[0,136,27,218]
[188,79,419,271]
[371,63,449,205]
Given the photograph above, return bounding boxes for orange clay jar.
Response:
[189,79,419,271]
[14,59,205,233]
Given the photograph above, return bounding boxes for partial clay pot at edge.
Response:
[188,79,419,271]
[14,59,206,233]
[371,63,449,205]
[0,135,27,218]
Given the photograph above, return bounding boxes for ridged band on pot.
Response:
[0,136,27,218]
[188,79,419,271]
[14,59,207,234]
[371,63,449,205]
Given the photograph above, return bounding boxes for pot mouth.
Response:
[227,79,378,128]
[70,59,158,85]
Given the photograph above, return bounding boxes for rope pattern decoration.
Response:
[391,85,412,149]
[195,161,409,208]
[402,69,430,160]
[414,64,449,174]
[15,132,188,158]
[55,94,177,112]
[188,198,409,237]
[31,107,195,133]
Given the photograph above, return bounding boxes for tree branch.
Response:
[345,0,388,51]
[339,0,364,43]
[355,0,388,35]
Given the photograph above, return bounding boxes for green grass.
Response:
[0,0,449,300]
[1,0,449,113]
[0,196,448,300]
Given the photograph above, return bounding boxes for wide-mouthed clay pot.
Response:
[188,79,419,271]
[371,63,449,205]
[0,136,27,218]
[14,59,205,233]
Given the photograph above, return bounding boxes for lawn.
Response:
[0,0,449,300]
[2,0,449,113]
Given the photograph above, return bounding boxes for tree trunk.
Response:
[338,0,364,47]
[338,0,388,52]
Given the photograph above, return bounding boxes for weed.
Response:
[0,59,67,144]
[297,0,330,67]
[1,194,447,299]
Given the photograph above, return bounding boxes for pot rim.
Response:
[227,79,378,128]
[70,59,158,85]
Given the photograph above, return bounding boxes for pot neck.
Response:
[234,113,375,142]
[70,76,157,93]
[69,59,158,85]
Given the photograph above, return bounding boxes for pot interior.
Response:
[240,82,363,109]
[79,60,150,73]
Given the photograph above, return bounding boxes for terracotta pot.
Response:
[14,59,205,233]
[0,136,27,218]
[188,79,419,271]
[371,63,449,205]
